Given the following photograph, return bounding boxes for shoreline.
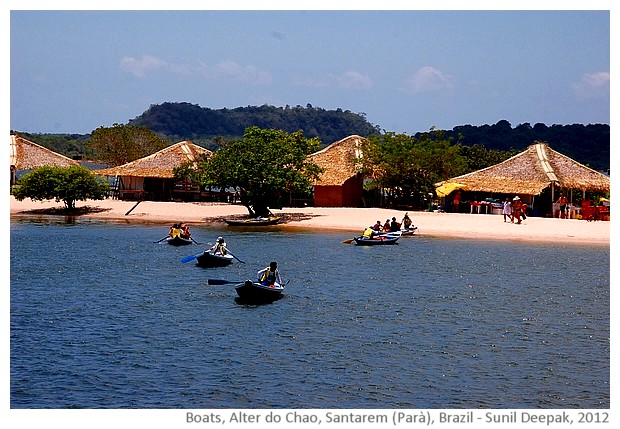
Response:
[8,196,610,246]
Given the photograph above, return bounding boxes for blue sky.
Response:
[7,4,613,138]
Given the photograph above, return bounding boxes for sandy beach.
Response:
[8,196,610,246]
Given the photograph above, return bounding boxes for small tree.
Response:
[87,123,168,166]
[193,127,323,217]
[13,165,110,210]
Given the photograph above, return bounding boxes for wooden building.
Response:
[94,141,213,201]
[308,135,366,207]
[10,134,80,186]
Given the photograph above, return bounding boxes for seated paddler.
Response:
[257,261,282,286]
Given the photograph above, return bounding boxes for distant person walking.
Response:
[556,193,568,219]
[502,198,512,222]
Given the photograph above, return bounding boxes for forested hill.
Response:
[14,103,610,171]
[128,102,380,146]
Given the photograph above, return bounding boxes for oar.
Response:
[342,238,354,244]
[181,252,202,263]
[154,235,169,243]
[190,237,201,245]
[208,278,242,285]
[227,251,245,264]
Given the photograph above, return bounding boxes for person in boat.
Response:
[257,261,282,286]
[179,222,191,239]
[389,216,401,232]
[208,236,228,255]
[169,223,181,238]
[401,213,412,230]
[363,226,377,239]
[372,220,382,231]
[382,219,391,233]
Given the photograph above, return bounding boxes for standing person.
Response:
[502,198,512,222]
[512,196,524,224]
[453,191,461,213]
[257,261,282,286]
[401,212,412,230]
[556,193,568,219]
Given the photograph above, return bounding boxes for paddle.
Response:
[154,235,169,243]
[342,238,354,244]
[227,251,245,264]
[181,253,202,263]
[190,237,201,245]
[208,278,242,285]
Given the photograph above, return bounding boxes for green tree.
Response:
[13,165,109,210]
[86,123,168,166]
[358,129,467,208]
[191,127,323,217]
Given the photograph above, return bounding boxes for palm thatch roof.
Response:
[308,135,365,185]
[10,134,80,170]
[442,141,609,195]
[94,141,212,179]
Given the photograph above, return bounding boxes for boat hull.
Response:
[167,236,193,246]
[235,280,284,303]
[225,217,281,226]
[353,235,400,245]
[196,252,233,267]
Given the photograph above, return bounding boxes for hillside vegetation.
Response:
[13,102,610,172]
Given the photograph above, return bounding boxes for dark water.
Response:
[10,218,610,409]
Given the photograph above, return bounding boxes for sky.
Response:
[5,3,614,138]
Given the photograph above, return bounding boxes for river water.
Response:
[10,217,610,409]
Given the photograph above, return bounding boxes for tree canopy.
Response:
[86,123,168,166]
[187,127,323,217]
[12,165,110,210]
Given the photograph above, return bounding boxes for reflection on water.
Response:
[10,219,610,408]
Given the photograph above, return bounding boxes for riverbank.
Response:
[8,196,610,246]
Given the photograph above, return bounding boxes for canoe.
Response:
[195,252,234,267]
[235,280,285,303]
[225,216,281,226]
[167,236,193,246]
[353,234,400,245]
[400,227,418,236]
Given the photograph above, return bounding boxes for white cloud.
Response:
[401,66,455,94]
[198,60,272,85]
[120,55,169,78]
[293,70,372,90]
[571,72,610,98]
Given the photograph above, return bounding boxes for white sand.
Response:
[9,196,610,246]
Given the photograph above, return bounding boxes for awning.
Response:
[435,182,468,198]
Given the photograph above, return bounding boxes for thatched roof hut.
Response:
[10,134,79,170]
[308,135,366,207]
[10,134,81,185]
[94,140,211,179]
[94,141,212,201]
[441,141,610,196]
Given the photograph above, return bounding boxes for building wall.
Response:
[314,176,363,207]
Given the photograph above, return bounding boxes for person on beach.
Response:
[502,198,512,222]
[556,193,568,219]
[257,261,282,286]
[401,213,412,230]
[512,196,524,224]
[208,236,228,255]
[453,191,461,213]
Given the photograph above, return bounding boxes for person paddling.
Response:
[257,261,282,286]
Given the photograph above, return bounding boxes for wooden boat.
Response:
[225,216,281,226]
[235,280,285,303]
[166,235,193,246]
[353,234,400,245]
[400,226,418,236]
[195,251,234,267]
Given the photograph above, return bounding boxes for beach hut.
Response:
[10,134,81,186]
[308,135,366,207]
[437,141,610,216]
[94,140,212,201]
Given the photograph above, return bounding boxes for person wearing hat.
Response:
[257,261,283,286]
[512,196,524,224]
[208,236,228,256]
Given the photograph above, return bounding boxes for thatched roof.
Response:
[10,134,80,170]
[308,135,365,186]
[94,141,212,179]
[442,141,609,195]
